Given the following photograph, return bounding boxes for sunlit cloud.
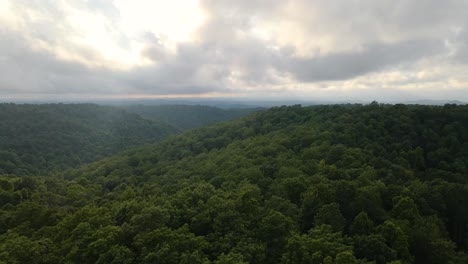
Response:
[0,0,468,101]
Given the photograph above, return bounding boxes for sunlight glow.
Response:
[65,0,207,69]
[114,0,206,44]
[0,0,207,70]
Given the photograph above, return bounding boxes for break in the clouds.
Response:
[1,0,468,101]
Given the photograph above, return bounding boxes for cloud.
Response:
[0,28,122,95]
[452,23,468,64]
[283,39,446,82]
[0,0,468,100]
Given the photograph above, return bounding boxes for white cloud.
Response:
[0,0,468,100]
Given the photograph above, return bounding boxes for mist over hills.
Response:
[4,97,466,109]
[120,104,261,130]
[0,103,262,175]
[0,103,177,175]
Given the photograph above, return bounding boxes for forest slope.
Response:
[121,104,260,130]
[1,104,468,263]
[0,103,176,175]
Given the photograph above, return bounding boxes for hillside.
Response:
[0,103,176,175]
[121,104,261,130]
[1,104,468,263]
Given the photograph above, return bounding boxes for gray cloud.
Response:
[1,0,468,99]
[452,23,468,63]
[0,29,122,95]
[283,39,446,82]
[192,0,467,85]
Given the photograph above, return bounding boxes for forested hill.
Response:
[1,104,468,263]
[0,103,176,175]
[120,104,261,130]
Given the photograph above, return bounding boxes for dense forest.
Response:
[0,104,258,176]
[0,104,176,175]
[1,103,468,263]
[120,105,260,130]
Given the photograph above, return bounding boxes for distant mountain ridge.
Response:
[0,103,262,175]
[121,104,262,130]
[0,103,177,175]
[399,99,467,105]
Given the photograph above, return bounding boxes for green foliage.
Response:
[121,104,260,130]
[314,203,346,232]
[335,251,358,264]
[350,212,374,236]
[0,103,176,175]
[281,225,352,264]
[214,252,248,264]
[1,104,468,263]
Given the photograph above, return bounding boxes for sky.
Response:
[1,0,468,102]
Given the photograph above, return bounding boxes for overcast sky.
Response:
[1,0,468,101]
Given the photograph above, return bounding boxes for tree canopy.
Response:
[0,103,176,175]
[1,103,468,263]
